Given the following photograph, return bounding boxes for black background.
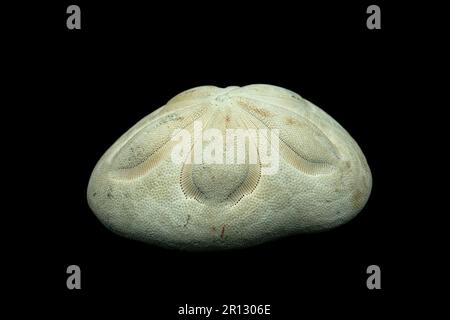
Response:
[16,0,427,317]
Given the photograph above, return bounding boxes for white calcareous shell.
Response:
[87,84,372,250]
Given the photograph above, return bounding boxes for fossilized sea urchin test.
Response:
[87,84,372,250]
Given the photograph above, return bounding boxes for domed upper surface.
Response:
[88,84,372,250]
[110,85,341,177]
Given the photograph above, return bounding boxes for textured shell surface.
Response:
[87,84,372,250]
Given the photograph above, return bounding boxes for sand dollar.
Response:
[87,84,372,250]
